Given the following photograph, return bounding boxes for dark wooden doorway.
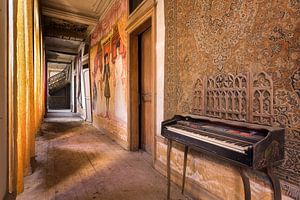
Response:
[139,27,153,155]
[129,18,155,157]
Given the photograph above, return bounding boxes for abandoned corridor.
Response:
[16,113,187,200]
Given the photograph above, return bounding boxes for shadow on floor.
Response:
[17,121,189,200]
[40,122,84,138]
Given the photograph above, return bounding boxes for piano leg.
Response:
[266,167,282,200]
[239,168,251,200]
[182,145,189,194]
[167,139,172,200]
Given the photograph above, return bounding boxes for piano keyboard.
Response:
[166,125,252,154]
[163,115,285,200]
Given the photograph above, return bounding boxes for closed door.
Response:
[140,27,153,155]
[83,69,92,122]
[74,76,77,112]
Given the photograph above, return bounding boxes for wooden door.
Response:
[74,76,77,113]
[140,27,153,155]
[83,69,92,122]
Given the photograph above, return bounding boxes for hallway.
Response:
[1,0,299,199]
[16,118,187,200]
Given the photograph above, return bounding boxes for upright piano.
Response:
[162,114,285,200]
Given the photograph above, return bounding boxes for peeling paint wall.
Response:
[156,141,297,200]
[90,0,128,146]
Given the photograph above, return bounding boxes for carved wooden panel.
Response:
[192,72,274,125]
[205,73,249,122]
[192,78,205,115]
[251,72,274,126]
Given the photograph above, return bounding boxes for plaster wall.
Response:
[155,0,165,135]
[90,0,128,147]
[0,0,8,198]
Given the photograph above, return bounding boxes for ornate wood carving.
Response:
[205,73,249,122]
[192,71,273,125]
[250,72,274,126]
[192,78,205,115]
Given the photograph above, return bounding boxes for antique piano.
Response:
[162,114,285,200]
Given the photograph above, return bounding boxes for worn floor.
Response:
[17,115,188,200]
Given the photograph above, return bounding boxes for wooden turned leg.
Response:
[266,167,282,200]
[182,145,188,194]
[239,168,251,200]
[167,139,172,200]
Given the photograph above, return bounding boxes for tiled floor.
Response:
[17,116,188,200]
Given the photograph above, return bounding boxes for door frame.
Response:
[0,0,8,198]
[127,0,157,163]
[83,68,92,122]
[7,0,17,196]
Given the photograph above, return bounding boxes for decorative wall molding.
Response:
[250,72,274,126]
[42,7,98,26]
[126,0,156,32]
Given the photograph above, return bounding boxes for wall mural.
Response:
[164,0,300,199]
[90,0,128,142]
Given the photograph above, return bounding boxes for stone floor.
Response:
[17,115,188,200]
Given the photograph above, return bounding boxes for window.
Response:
[129,0,144,14]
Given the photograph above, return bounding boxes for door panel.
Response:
[140,28,153,155]
[83,69,92,122]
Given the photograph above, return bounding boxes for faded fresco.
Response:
[164,0,299,199]
[90,0,128,143]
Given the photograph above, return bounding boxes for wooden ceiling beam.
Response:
[46,45,78,54]
[47,49,78,56]
[42,6,98,26]
[47,59,73,64]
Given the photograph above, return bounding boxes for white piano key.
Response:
[166,126,250,154]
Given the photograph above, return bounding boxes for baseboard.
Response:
[96,126,130,150]
[4,192,16,200]
[154,160,220,200]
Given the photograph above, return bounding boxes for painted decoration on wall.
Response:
[164,0,300,199]
[90,0,128,142]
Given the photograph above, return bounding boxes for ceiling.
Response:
[47,50,76,64]
[48,62,69,72]
[41,0,114,19]
[45,37,82,54]
[43,16,89,41]
[41,0,114,63]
